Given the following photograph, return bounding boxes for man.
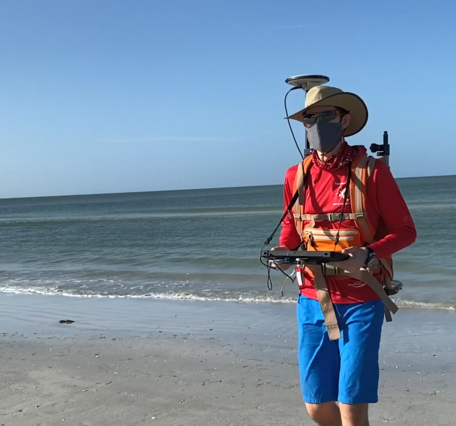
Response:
[273,85,417,426]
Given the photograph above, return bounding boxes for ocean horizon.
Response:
[0,174,455,311]
[2,172,455,201]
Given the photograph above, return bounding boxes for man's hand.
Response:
[268,246,293,271]
[328,246,369,273]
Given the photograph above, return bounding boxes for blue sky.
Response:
[1,0,455,198]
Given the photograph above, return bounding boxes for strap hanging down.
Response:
[307,265,341,340]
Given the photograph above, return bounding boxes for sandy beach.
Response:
[1,294,455,426]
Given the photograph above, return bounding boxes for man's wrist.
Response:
[363,246,376,266]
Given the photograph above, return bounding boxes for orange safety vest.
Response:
[291,152,399,340]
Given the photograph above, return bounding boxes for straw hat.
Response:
[287,85,368,137]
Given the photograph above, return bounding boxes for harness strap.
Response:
[293,212,366,222]
[352,156,373,242]
[294,162,307,239]
[366,156,375,178]
[306,265,341,340]
[384,305,393,322]
[321,264,398,315]
[300,264,397,340]
[347,268,399,315]
[296,161,307,205]
[351,155,394,281]
[379,258,393,277]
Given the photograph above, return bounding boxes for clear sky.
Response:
[1,0,455,198]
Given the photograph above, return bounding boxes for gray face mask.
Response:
[307,122,343,154]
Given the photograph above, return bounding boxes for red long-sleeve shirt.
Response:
[279,147,417,303]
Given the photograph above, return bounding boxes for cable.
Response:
[284,86,304,160]
[259,244,296,292]
[259,85,306,293]
[262,86,307,247]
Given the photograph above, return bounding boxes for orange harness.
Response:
[291,153,399,340]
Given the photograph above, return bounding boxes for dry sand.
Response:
[1,294,455,425]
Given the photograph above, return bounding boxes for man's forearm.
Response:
[369,225,417,259]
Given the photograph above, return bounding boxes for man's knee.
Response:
[339,402,369,426]
[305,401,340,426]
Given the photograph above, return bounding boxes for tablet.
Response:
[262,250,349,265]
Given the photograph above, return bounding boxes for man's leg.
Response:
[296,295,341,425]
[305,402,342,426]
[337,299,384,426]
[339,403,369,426]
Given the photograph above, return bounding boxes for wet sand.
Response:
[1,294,455,425]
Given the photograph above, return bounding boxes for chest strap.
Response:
[293,212,367,229]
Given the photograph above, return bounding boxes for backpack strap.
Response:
[351,155,394,278]
[293,156,313,239]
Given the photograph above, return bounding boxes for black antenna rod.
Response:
[370,130,390,168]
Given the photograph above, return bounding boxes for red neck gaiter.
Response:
[311,141,360,182]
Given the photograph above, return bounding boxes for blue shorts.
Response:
[296,294,384,405]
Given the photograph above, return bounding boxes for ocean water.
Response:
[0,175,455,310]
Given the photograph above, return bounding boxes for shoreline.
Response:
[1,288,455,314]
[1,294,455,425]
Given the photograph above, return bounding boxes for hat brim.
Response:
[286,92,368,137]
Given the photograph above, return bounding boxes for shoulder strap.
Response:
[293,156,313,238]
[350,154,375,244]
[294,155,313,205]
[366,155,375,179]
[350,155,394,278]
